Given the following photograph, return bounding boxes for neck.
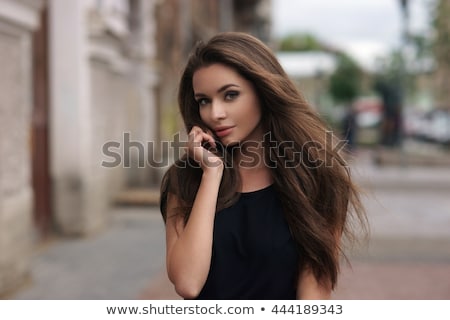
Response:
[232,142,273,192]
[233,140,264,169]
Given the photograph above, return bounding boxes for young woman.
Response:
[160,32,367,300]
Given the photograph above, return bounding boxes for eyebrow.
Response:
[194,84,240,98]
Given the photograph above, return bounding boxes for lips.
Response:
[214,126,235,137]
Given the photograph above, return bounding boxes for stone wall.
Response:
[0,0,42,295]
[0,0,157,295]
[50,0,158,235]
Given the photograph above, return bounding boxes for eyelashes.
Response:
[224,91,239,101]
[196,91,240,106]
[197,98,209,106]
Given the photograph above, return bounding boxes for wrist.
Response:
[202,164,224,180]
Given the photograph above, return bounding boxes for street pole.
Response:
[398,0,410,165]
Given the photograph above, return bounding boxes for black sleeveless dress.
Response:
[196,184,299,299]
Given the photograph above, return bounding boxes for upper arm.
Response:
[164,193,185,280]
[296,231,341,299]
[296,266,332,300]
[297,225,342,300]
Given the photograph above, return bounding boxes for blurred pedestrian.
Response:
[160,32,367,300]
[374,78,403,147]
[342,106,357,152]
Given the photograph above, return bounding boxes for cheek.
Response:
[198,108,207,122]
[246,99,262,123]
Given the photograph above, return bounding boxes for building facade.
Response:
[0,0,158,295]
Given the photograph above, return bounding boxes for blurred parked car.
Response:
[404,109,450,146]
[354,97,383,128]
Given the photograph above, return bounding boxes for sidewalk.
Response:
[140,238,450,300]
[349,147,450,191]
[9,149,450,300]
[11,208,167,300]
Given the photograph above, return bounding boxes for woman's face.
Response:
[192,63,263,146]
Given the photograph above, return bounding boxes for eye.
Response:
[224,91,239,101]
[196,98,210,106]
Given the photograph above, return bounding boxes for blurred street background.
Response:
[1,0,449,300]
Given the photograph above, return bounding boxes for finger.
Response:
[190,127,216,147]
[188,127,203,145]
[203,129,217,147]
[194,128,216,148]
[190,125,204,134]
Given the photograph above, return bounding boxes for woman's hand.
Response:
[187,126,223,172]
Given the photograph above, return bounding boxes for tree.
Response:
[328,54,363,104]
[328,54,363,150]
[279,32,324,51]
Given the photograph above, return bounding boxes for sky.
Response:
[271,0,434,70]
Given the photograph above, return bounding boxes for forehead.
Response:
[192,63,246,92]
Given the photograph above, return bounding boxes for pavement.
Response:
[7,146,450,300]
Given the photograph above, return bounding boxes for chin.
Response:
[221,137,240,148]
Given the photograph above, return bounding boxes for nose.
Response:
[211,100,226,120]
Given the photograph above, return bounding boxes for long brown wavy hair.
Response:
[160,32,368,289]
